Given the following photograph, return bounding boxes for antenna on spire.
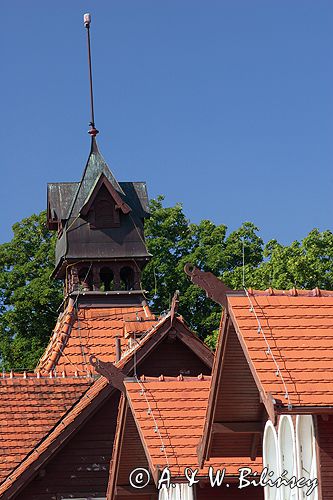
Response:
[84,13,99,137]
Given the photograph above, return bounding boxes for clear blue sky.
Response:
[1,1,332,245]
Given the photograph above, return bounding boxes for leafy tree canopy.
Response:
[0,212,62,370]
[0,197,332,370]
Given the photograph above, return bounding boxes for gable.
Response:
[85,182,121,228]
[15,391,121,499]
[138,335,211,377]
[214,324,263,423]
[68,138,125,219]
[203,322,264,463]
[80,173,131,229]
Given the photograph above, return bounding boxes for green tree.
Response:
[142,196,264,339]
[0,212,62,370]
[1,199,333,369]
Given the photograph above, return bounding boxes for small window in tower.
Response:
[94,198,120,228]
[120,266,135,291]
[85,184,121,229]
[100,267,114,291]
[78,267,92,291]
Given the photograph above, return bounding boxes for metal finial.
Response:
[84,13,99,137]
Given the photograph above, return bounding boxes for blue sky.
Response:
[1,1,332,245]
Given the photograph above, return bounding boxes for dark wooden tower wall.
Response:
[47,137,151,295]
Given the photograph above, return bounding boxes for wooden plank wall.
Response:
[137,337,211,377]
[17,392,120,500]
[196,483,264,499]
[317,415,333,499]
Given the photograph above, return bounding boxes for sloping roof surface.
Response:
[37,303,157,375]
[0,375,93,483]
[125,376,262,477]
[47,182,79,222]
[228,289,333,407]
[0,311,208,495]
[68,137,124,218]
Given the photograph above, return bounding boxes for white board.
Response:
[296,415,318,500]
[278,415,298,500]
[263,419,280,500]
[158,483,194,500]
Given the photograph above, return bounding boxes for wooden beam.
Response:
[212,421,262,434]
[250,433,261,460]
[116,485,157,496]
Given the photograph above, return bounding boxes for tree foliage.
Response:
[0,212,62,370]
[1,198,333,370]
[142,196,264,339]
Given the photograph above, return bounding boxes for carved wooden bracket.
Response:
[184,263,231,309]
[90,355,126,393]
[170,290,180,325]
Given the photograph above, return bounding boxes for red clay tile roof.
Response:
[0,374,93,483]
[228,290,333,408]
[37,300,157,375]
[0,313,198,496]
[125,376,262,477]
[0,374,109,496]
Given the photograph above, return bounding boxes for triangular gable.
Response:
[107,395,155,499]
[198,310,265,466]
[92,313,214,384]
[107,376,263,498]
[68,137,125,219]
[198,284,333,468]
[228,290,333,410]
[80,172,131,218]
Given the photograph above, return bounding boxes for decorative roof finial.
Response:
[84,13,99,137]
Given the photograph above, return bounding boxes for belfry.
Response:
[47,136,150,300]
[47,14,150,304]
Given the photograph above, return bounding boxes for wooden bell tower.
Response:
[46,14,151,306]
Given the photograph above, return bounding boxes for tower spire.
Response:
[84,13,99,137]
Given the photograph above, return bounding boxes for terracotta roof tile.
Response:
[0,314,177,494]
[0,375,93,483]
[228,292,333,407]
[125,376,262,477]
[0,375,109,494]
[37,301,157,375]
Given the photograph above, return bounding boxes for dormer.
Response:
[80,172,131,229]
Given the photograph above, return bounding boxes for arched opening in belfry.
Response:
[78,267,93,291]
[120,266,135,291]
[100,267,114,291]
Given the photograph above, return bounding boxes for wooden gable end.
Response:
[137,320,212,378]
[108,397,156,500]
[80,173,131,230]
[199,313,266,467]
[16,391,121,500]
